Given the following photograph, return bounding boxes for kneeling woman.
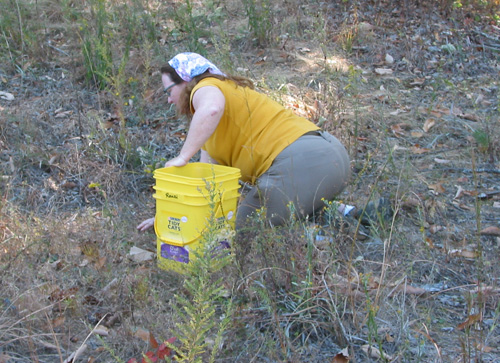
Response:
[137,52,351,231]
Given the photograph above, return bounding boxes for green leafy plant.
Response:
[242,0,273,46]
[159,178,236,363]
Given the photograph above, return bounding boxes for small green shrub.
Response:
[243,0,273,46]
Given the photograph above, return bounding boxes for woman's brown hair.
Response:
[160,63,255,117]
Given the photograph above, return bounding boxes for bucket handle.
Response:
[154,215,159,237]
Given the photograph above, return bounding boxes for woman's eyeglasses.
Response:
[163,83,175,97]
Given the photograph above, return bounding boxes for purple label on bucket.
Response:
[161,244,189,264]
[210,240,231,259]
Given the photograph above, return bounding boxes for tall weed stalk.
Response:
[165,178,235,362]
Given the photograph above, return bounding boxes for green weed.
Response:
[243,0,273,46]
[0,0,50,67]
[162,178,235,362]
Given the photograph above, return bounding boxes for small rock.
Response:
[128,246,154,263]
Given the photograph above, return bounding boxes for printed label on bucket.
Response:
[161,244,189,264]
[166,216,182,232]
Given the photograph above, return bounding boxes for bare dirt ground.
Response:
[1,1,500,362]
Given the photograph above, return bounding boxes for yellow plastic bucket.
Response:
[154,162,240,193]
[153,163,241,271]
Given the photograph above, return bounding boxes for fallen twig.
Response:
[472,29,500,42]
[442,167,500,174]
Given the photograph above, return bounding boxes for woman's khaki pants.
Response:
[236,131,350,229]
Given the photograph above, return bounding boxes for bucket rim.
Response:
[154,162,241,179]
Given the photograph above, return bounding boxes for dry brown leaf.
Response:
[434,158,450,164]
[454,185,465,199]
[391,123,406,137]
[433,105,453,115]
[328,275,366,300]
[94,325,109,336]
[410,78,425,86]
[150,331,159,349]
[457,313,482,330]
[429,225,443,234]
[401,285,428,295]
[425,237,435,248]
[52,315,65,328]
[361,345,393,360]
[94,256,107,270]
[38,340,60,350]
[476,343,495,353]
[358,21,375,32]
[49,287,79,302]
[423,118,436,132]
[332,347,350,362]
[55,110,73,118]
[428,183,446,194]
[458,113,480,122]
[391,283,428,296]
[452,200,474,211]
[374,68,393,75]
[173,132,186,141]
[480,226,500,236]
[402,197,421,209]
[103,121,115,129]
[411,146,430,154]
[429,109,444,118]
[449,249,478,259]
[134,328,150,342]
[61,181,77,189]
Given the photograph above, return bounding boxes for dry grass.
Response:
[1,0,500,362]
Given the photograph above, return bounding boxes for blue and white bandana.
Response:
[168,52,226,82]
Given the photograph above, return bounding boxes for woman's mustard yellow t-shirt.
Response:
[190,78,319,184]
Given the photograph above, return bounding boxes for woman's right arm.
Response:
[165,86,225,168]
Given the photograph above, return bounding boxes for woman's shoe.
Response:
[349,197,393,226]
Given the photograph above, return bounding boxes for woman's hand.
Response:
[165,155,188,168]
[137,217,155,232]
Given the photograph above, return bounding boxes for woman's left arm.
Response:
[165,86,225,167]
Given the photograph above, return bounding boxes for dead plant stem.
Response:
[14,0,24,56]
[45,311,64,362]
[68,313,108,362]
